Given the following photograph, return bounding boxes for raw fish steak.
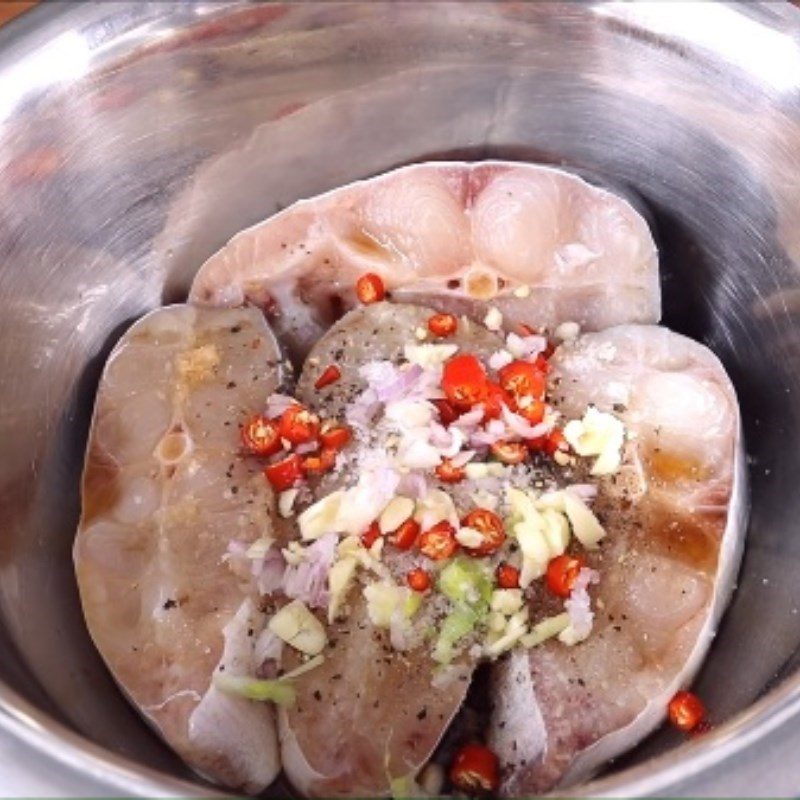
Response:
[74,305,286,792]
[189,161,659,362]
[489,325,744,793]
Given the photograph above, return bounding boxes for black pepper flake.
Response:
[227,381,237,389]
[313,690,322,701]
[332,673,342,681]
[416,707,427,720]
[231,486,239,495]
[163,599,177,610]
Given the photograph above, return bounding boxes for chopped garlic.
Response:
[328,557,358,622]
[278,489,299,519]
[368,537,384,560]
[563,492,606,549]
[298,491,344,540]
[541,508,570,554]
[269,600,326,656]
[379,496,415,534]
[488,611,507,633]
[403,343,458,368]
[521,613,570,648]
[507,487,571,587]
[515,520,550,586]
[485,608,529,657]
[553,450,573,467]
[536,490,565,511]
[414,489,458,529]
[364,581,406,628]
[563,406,625,475]
[336,535,362,559]
[491,589,524,615]
[465,462,506,480]
[513,284,531,298]
[338,535,389,579]
[414,326,428,341]
[455,526,484,549]
[554,321,580,341]
[483,307,503,331]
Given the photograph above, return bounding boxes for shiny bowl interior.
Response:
[2,2,800,796]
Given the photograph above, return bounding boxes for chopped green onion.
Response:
[213,673,296,706]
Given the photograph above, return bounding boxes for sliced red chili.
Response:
[264,453,303,491]
[496,563,520,589]
[460,509,506,556]
[435,458,466,484]
[314,364,341,389]
[319,424,351,451]
[545,554,585,598]
[391,519,421,551]
[534,353,551,373]
[527,428,566,457]
[668,691,707,733]
[545,428,566,455]
[490,440,528,465]
[278,404,320,445]
[442,354,489,409]
[356,272,386,304]
[406,567,431,592]
[517,398,546,426]
[498,360,546,401]
[360,521,381,549]
[433,399,459,426]
[301,447,337,475]
[418,521,459,561]
[427,312,458,338]
[449,743,500,794]
[240,415,282,457]
[481,380,513,420]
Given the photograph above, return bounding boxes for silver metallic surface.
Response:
[0,1,799,796]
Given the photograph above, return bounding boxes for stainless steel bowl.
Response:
[2,2,800,795]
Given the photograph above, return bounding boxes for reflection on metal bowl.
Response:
[1,1,800,796]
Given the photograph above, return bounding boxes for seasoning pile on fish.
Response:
[74,161,744,797]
